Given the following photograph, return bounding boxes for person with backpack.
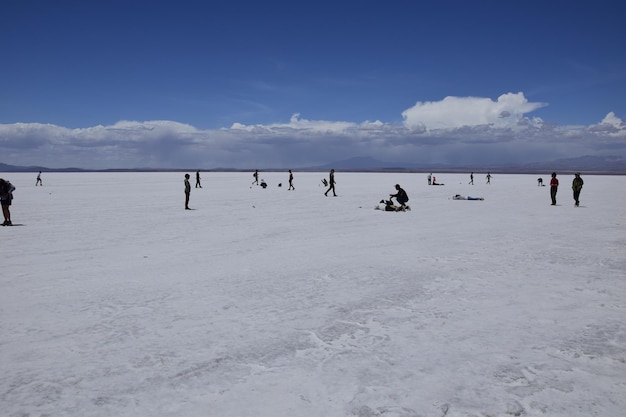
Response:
[0,178,15,226]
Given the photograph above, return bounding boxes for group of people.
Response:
[183,170,586,210]
[467,172,492,185]
[430,172,493,186]
[184,168,318,209]
[0,171,587,226]
[550,172,584,206]
[427,173,444,185]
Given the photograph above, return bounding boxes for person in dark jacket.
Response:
[390,184,409,208]
[572,173,584,207]
[0,178,15,226]
[288,170,295,190]
[324,169,337,196]
[184,174,191,210]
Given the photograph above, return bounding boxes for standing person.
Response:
[288,169,295,190]
[184,174,191,210]
[324,169,337,197]
[427,173,432,185]
[549,172,559,205]
[36,171,43,186]
[486,172,492,184]
[0,178,15,226]
[390,184,409,208]
[252,170,259,185]
[195,170,202,188]
[572,172,584,207]
[469,172,474,185]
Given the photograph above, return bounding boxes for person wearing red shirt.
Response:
[550,172,559,205]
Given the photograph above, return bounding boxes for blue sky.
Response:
[1,0,625,169]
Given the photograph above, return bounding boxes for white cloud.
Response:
[1,93,624,169]
[587,112,626,137]
[229,113,378,135]
[401,92,547,130]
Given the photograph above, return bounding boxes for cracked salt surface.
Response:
[1,172,625,416]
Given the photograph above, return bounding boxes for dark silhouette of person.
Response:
[288,170,295,190]
[572,173,584,207]
[184,174,191,210]
[550,172,559,205]
[486,172,492,184]
[324,169,336,196]
[195,170,202,188]
[252,170,259,185]
[36,172,43,186]
[390,184,409,208]
[537,177,543,186]
[0,178,15,226]
[469,172,474,185]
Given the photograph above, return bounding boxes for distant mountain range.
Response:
[308,155,626,175]
[2,155,625,174]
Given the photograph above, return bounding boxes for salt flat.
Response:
[1,171,625,417]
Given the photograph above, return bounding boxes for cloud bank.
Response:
[401,93,547,130]
[1,93,625,169]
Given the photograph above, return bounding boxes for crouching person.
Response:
[390,184,409,208]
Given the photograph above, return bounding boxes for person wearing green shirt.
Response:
[572,173,584,207]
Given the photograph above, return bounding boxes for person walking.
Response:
[184,174,191,210]
[572,172,584,207]
[36,172,43,186]
[195,170,202,188]
[549,172,559,205]
[469,172,474,185]
[486,172,492,184]
[252,170,259,185]
[288,170,295,190]
[0,178,15,226]
[324,169,337,196]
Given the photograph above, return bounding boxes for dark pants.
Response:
[550,187,558,205]
[573,190,581,206]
